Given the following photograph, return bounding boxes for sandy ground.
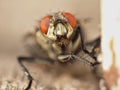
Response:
[0,53,103,90]
[0,0,101,90]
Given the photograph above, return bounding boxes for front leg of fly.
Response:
[57,54,74,62]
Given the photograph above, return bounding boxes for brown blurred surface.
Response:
[0,0,100,90]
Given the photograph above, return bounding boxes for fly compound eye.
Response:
[39,16,50,34]
[63,12,77,28]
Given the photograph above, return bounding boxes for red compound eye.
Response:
[39,16,50,34]
[63,12,77,28]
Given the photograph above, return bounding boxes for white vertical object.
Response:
[101,0,120,89]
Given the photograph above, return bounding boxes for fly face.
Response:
[39,12,77,47]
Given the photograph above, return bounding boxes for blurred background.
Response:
[0,0,101,90]
[0,0,100,55]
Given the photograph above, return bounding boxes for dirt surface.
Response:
[0,53,102,90]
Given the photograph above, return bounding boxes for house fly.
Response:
[18,12,101,90]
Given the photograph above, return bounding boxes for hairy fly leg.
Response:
[18,56,54,90]
[18,56,35,90]
[57,54,99,67]
[76,26,101,66]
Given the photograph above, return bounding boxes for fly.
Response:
[18,12,100,90]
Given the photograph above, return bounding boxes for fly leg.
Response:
[82,43,101,66]
[18,56,35,90]
[58,54,74,63]
[18,56,54,90]
[82,38,101,66]
[57,54,97,66]
[77,26,101,66]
